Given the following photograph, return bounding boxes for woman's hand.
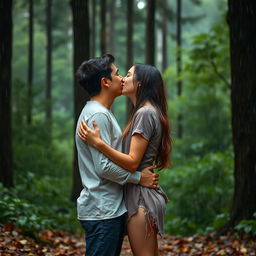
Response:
[78,120,102,148]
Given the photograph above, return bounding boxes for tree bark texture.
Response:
[145,0,155,65]
[226,0,256,229]
[0,0,13,188]
[70,0,90,201]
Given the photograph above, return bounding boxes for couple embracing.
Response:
[75,54,171,256]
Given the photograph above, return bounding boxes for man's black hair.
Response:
[76,54,115,97]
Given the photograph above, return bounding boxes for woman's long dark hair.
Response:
[123,64,172,170]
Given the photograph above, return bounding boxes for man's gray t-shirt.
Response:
[75,100,141,220]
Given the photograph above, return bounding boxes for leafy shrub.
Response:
[0,184,52,234]
[13,119,73,178]
[235,213,256,235]
[164,19,231,159]
[7,79,80,234]
[15,172,80,233]
[0,173,81,235]
[161,151,233,236]
[160,17,233,236]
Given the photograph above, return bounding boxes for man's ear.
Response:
[101,77,110,88]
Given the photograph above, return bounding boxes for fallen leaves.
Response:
[0,224,85,256]
[0,223,255,256]
[157,234,256,256]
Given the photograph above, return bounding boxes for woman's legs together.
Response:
[127,207,159,256]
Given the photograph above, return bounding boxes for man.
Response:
[75,54,158,256]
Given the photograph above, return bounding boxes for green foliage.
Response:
[165,17,231,158]
[16,173,79,233]
[9,124,79,234]
[12,76,73,176]
[161,16,232,236]
[208,212,230,232]
[7,77,79,235]
[161,151,233,236]
[0,172,81,235]
[235,213,256,235]
[13,120,72,177]
[9,0,78,232]
[0,183,52,234]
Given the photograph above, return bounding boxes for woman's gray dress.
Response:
[123,106,168,236]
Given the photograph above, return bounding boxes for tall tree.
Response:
[107,0,116,113]
[0,0,13,188]
[90,0,96,57]
[176,0,183,138]
[100,0,106,55]
[126,0,134,121]
[222,0,256,231]
[70,0,90,201]
[108,0,116,54]
[45,0,53,137]
[145,0,156,65]
[161,0,168,71]
[27,0,34,125]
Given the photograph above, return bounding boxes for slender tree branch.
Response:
[209,56,231,89]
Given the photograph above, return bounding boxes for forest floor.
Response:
[0,224,256,256]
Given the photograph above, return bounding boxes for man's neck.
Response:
[91,94,114,109]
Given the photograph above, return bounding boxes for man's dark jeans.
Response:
[80,213,126,256]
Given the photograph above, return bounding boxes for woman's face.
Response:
[122,66,138,97]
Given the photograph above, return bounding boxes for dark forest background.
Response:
[0,0,256,237]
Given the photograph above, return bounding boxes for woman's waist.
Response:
[125,183,168,203]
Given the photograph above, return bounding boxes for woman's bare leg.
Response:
[127,207,159,256]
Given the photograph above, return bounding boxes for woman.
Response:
[78,64,172,256]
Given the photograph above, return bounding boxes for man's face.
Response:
[109,64,123,97]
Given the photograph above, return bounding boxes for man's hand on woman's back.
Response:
[139,166,159,188]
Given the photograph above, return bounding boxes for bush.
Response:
[235,213,256,235]
[0,173,81,235]
[7,83,81,234]
[16,172,80,233]
[0,184,52,234]
[161,151,233,236]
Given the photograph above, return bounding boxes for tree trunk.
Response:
[222,0,256,231]
[145,0,155,65]
[100,0,106,55]
[162,0,168,71]
[70,0,90,201]
[176,0,183,138]
[45,0,53,138]
[108,0,116,113]
[90,0,96,57]
[126,0,134,121]
[27,0,33,125]
[0,0,13,188]
[109,0,116,55]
